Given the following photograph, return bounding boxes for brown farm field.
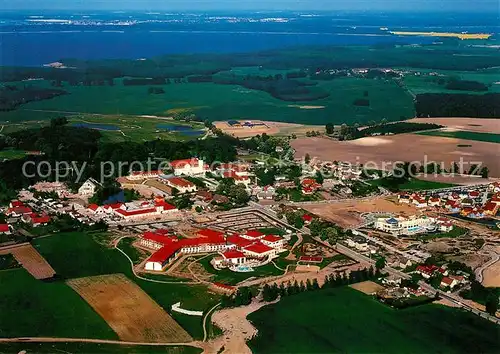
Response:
[302,197,418,228]
[0,244,55,279]
[67,274,192,343]
[292,135,500,177]
[405,118,500,134]
[350,280,385,295]
[214,120,322,138]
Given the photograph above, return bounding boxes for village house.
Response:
[0,224,11,235]
[78,178,101,197]
[223,171,251,187]
[6,201,33,217]
[22,213,51,227]
[221,250,247,265]
[114,199,177,220]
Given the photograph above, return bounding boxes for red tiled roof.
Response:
[88,204,100,211]
[244,242,273,254]
[198,229,225,239]
[142,231,175,245]
[166,177,195,188]
[302,214,313,222]
[227,234,254,248]
[7,206,33,215]
[0,224,10,233]
[262,235,282,243]
[246,230,264,238]
[148,244,181,264]
[32,215,51,224]
[104,203,124,210]
[441,277,454,286]
[155,200,176,210]
[222,250,246,259]
[170,158,199,169]
[484,202,498,212]
[115,207,157,217]
[10,201,24,208]
[131,170,162,176]
[469,191,480,197]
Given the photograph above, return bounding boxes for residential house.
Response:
[78,178,101,197]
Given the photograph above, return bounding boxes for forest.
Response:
[415,93,500,118]
[0,85,67,111]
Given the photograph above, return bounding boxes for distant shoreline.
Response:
[390,31,492,40]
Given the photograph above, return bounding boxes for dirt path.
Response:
[200,297,279,354]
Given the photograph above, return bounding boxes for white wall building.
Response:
[171,158,205,176]
[78,178,101,197]
[374,215,436,236]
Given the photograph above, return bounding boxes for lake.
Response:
[156,124,204,137]
[72,123,120,131]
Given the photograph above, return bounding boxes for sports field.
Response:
[0,77,414,125]
[416,130,500,144]
[248,287,500,354]
[68,274,192,343]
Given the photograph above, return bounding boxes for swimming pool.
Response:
[232,265,254,273]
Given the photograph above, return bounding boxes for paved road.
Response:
[0,337,200,347]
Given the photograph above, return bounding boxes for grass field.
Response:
[398,178,456,191]
[0,343,201,354]
[369,177,456,191]
[0,149,27,160]
[0,76,415,125]
[68,274,192,343]
[416,130,500,144]
[0,269,117,339]
[248,286,500,354]
[402,67,500,95]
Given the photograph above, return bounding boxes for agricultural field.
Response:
[9,244,56,279]
[0,77,414,126]
[0,343,201,354]
[248,286,500,354]
[402,67,500,95]
[291,135,500,177]
[0,269,117,339]
[406,117,500,134]
[416,130,500,144]
[67,274,192,343]
[0,149,28,161]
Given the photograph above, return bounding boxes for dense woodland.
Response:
[0,118,246,191]
[0,85,67,111]
[415,93,500,118]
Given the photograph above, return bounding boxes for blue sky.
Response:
[1,0,498,12]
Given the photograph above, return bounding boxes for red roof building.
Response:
[170,158,200,169]
[197,228,225,240]
[244,230,265,239]
[226,234,254,248]
[9,201,24,208]
[222,249,246,260]
[6,205,33,216]
[244,242,274,255]
[0,224,10,234]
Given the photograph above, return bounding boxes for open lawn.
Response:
[0,269,117,339]
[0,149,27,160]
[67,274,192,343]
[0,77,414,125]
[416,130,500,144]
[0,343,201,354]
[248,286,500,354]
[393,178,456,191]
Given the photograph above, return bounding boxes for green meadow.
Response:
[0,269,117,339]
[0,76,415,125]
[416,130,500,144]
[248,286,500,354]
